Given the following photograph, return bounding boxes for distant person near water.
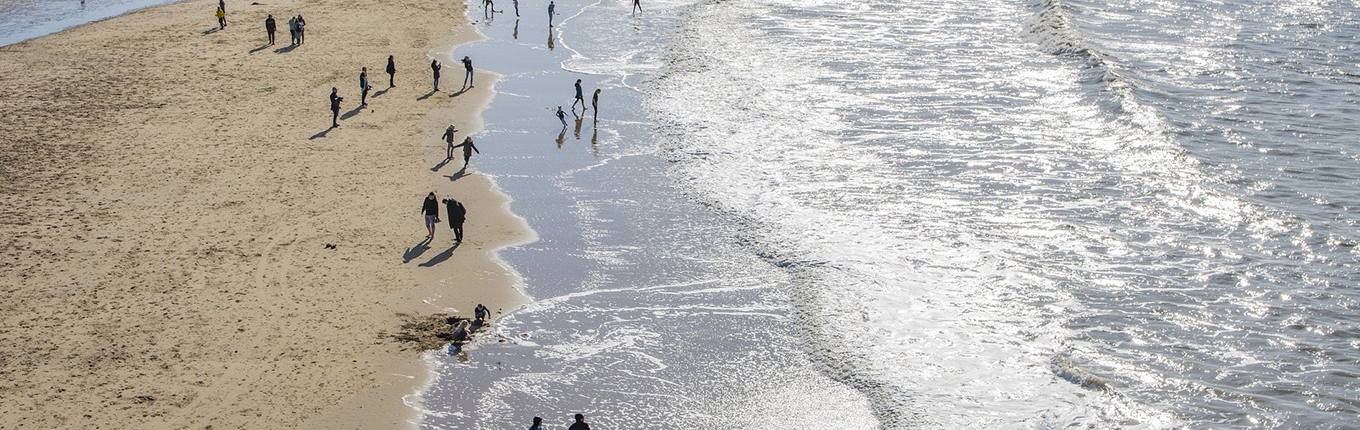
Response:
[431,59,441,92]
[556,106,567,127]
[528,417,544,430]
[421,192,440,240]
[461,56,474,89]
[443,198,467,242]
[592,89,601,122]
[452,136,481,168]
[548,1,556,26]
[474,303,489,321]
[329,87,342,127]
[264,14,276,45]
[513,0,520,16]
[569,414,591,430]
[359,67,371,106]
[633,0,642,14]
[295,14,306,44]
[571,79,586,111]
[442,124,460,160]
[386,55,396,88]
[215,6,226,29]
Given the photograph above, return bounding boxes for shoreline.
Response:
[0,0,532,428]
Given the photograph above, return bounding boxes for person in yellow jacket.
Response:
[215,6,226,29]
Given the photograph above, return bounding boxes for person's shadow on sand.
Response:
[248,44,271,54]
[431,157,452,172]
[402,237,434,263]
[274,44,298,54]
[418,242,461,267]
[449,88,470,98]
[310,126,334,140]
[417,90,438,101]
[201,27,220,36]
[372,88,390,98]
[339,105,365,120]
[444,166,469,182]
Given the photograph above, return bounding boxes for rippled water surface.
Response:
[419,0,1360,428]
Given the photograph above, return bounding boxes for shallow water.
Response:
[0,0,179,46]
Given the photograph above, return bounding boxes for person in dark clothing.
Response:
[421,192,440,240]
[528,417,544,430]
[431,59,441,92]
[461,56,474,89]
[359,67,371,106]
[568,414,590,430]
[451,136,480,168]
[219,0,226,13]
[329,87,342,127]
[295,14,305,44]
[473,303,489,321]
[633,0,642,14]
[556,106,567,127]
[264,14,276,45]
[591,88,600,123]
[443,198,467,242]
[386,55,396,88]
[548,1,556,26]
[571,79,586,111]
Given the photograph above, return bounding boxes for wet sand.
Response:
[0,0,530,428]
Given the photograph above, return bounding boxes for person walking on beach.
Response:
[264,14,276,45]
[215,5,226,29]
[571,79,586,112]
[421,192,440,240]
[219,0,226,13]
[556,106,568,127]
[591,88,601,123]
[359,67,371,106]
[295,14,306,44]
[568,414,591,430]
[431,59,442,92]
[632,0,642,14]
[461,56,474,89]
[442,124,460,160]
[288,15,297,45]
[386,55,397,88]
[452,136,480,168]
[444,198,467,242]
[528,417,544,430]
[329,87,342,127]
[548,1,556,26]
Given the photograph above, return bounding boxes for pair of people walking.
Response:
[420,192,468,243]
[528,414,592,430]
[286,14,305,45]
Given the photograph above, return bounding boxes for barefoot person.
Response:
[571,79,586,111]
[421,192,440,240]
[548,1,556,26]
[633,0,642,14]
[556,106,567,127]
[591,88,600,122]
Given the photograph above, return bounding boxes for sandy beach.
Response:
[0,0,531,428]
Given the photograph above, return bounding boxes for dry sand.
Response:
[0,0,532,428]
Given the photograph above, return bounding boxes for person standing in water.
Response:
[431,59,441,92]
[513,0,520,16]
[452,136,480,168]
[385,55,396,88]
[264,14,276,45]
[571,79,586,112]
[548,1,556,26]
[421,192,440,240]
[359,67,371,106]
[592,88,601,121]
[633,0,642,14]
[556,106,567,127]
[461,56,474,89]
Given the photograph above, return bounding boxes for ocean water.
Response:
[0,0,179,46]
[424,0,1360,427]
